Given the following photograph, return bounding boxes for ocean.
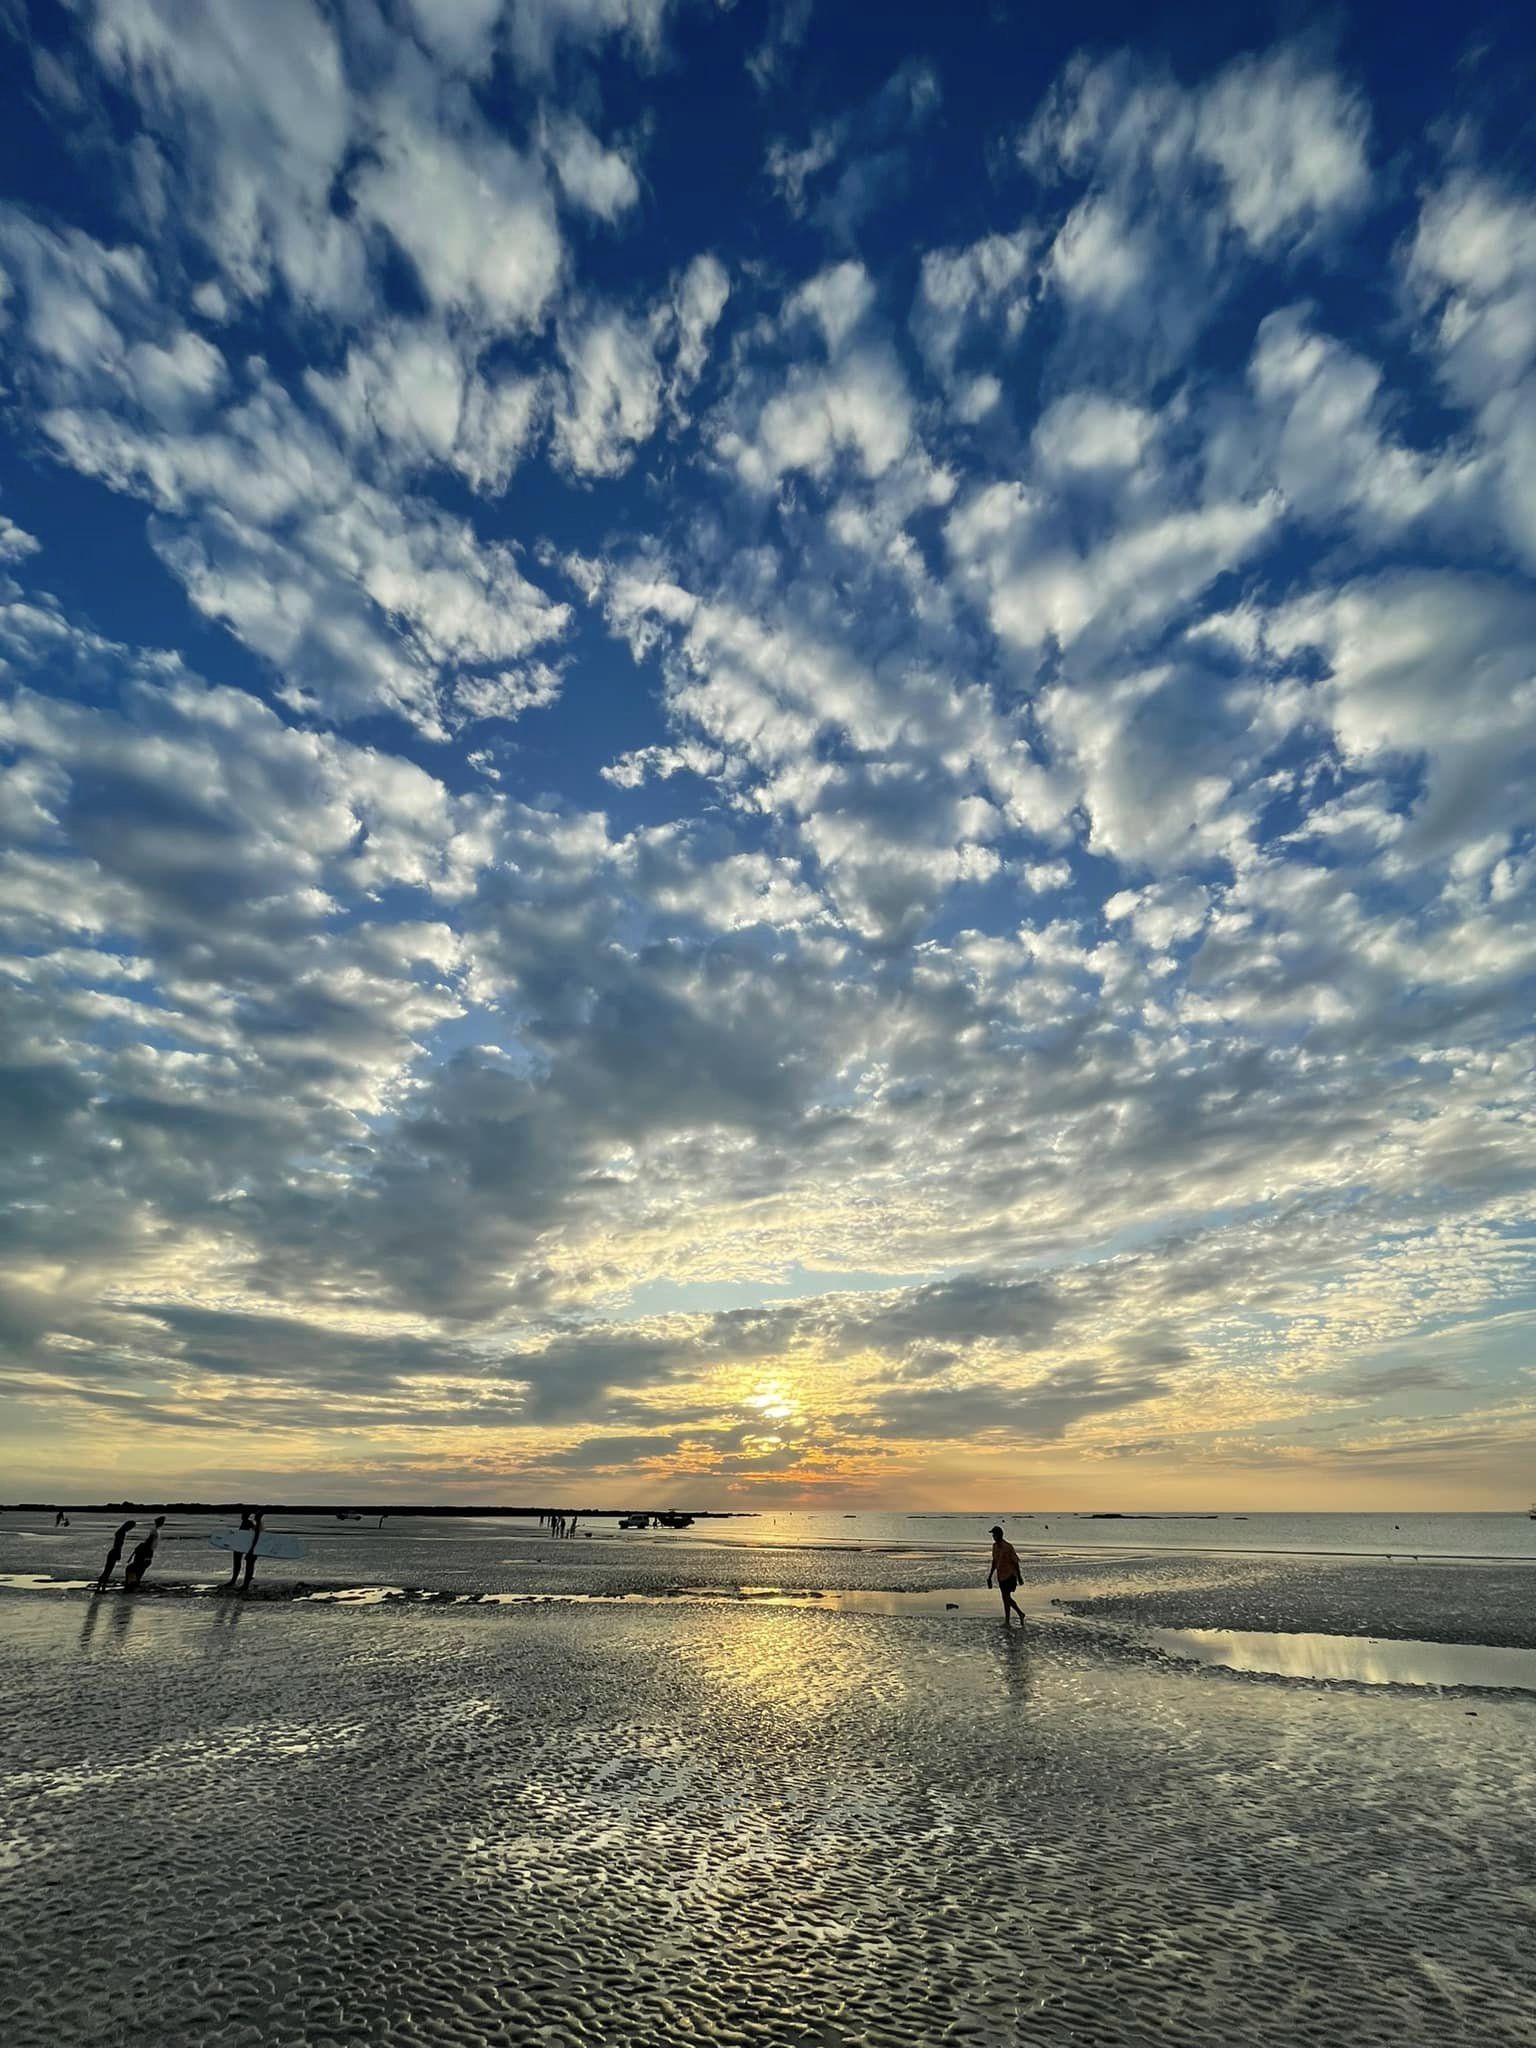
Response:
[683,1507,1536,1561]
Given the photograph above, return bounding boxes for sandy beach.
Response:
[3,1516,1534,2048]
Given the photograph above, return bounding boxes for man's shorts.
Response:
[999,1575,1019,1595]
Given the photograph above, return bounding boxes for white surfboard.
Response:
[208,1529,306,1560]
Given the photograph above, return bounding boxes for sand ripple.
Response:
[1,1598,1533,2046]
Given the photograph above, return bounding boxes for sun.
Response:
[745,1382,799,1424]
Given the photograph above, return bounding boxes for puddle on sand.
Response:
[301,1587,407,1605]
[726,1585,1054,1618]
[478,1585,1082,1618]
[294,1583,1143,1620]
[1145,1625,1536,1693]
[0,1573,97,1592]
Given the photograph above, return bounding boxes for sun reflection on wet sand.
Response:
[1146,1627,1536,1691]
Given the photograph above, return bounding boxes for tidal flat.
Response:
[2,1564,1534,2048]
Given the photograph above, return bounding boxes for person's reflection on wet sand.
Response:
[996,1626,1033,1703]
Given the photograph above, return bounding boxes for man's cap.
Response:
[990,1525,1004,1537]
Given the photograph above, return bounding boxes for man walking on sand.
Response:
[987,1524,1028,1627]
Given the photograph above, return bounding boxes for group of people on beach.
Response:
[79,1509,1027,1614]
[90,1508,268,1594]
[95,1515,166,1592]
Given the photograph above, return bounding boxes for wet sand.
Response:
[1058,1556,1536,1649]
[3,1573,1535,2047]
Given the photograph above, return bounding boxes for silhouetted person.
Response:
[227,1508,254,1589]
[54,1508,66,1527]
[122,1515,166,1592]
[987,1524,1027,1627]
[96,1519,136,1591]
[239,1509,265,1593]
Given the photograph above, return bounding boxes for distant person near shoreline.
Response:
[122,1515,166,1592]
[987,1525,1027,1627]
[96,1518,136,1591]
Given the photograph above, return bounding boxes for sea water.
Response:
[652,1508,1536,1562]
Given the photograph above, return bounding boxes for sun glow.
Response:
[745,1383,799,1424]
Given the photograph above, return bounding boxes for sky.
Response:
[1,0,1534,1511]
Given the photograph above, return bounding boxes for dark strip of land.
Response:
[3,1501,745,1519]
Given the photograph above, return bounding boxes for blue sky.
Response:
[1,0,1534,1508]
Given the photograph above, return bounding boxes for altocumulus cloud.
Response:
[0,2,1534,1506]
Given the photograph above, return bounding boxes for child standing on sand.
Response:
[986,1525,1028,1627]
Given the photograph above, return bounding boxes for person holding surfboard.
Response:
[226,1509,255,1589]
[238,1508,265,1594]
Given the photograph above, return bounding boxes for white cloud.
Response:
[506,0,673,74]
[1021,859,1071,893]
[453,663,564,723]
[668,253,730,398]
[306,324,542,494]
[912,226,1036,381]
[1193,49,1371,252]
[1223,307,1474,537]
[552,311,664,476]
[947,478,1278,655]
[765,126,841,214]
[90,0,366,312]
[1264,572,1536,862]
[352,96,564,334]
[543,111,642,222]
[405,0,505,74]
[1048,197,1148,309]
[1023,45,1373,371]
[1031,392,1156,475]
[720,349,914,488]
[1407,171,1536,567]
[785,260,876,351]
[0,516,40,564]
